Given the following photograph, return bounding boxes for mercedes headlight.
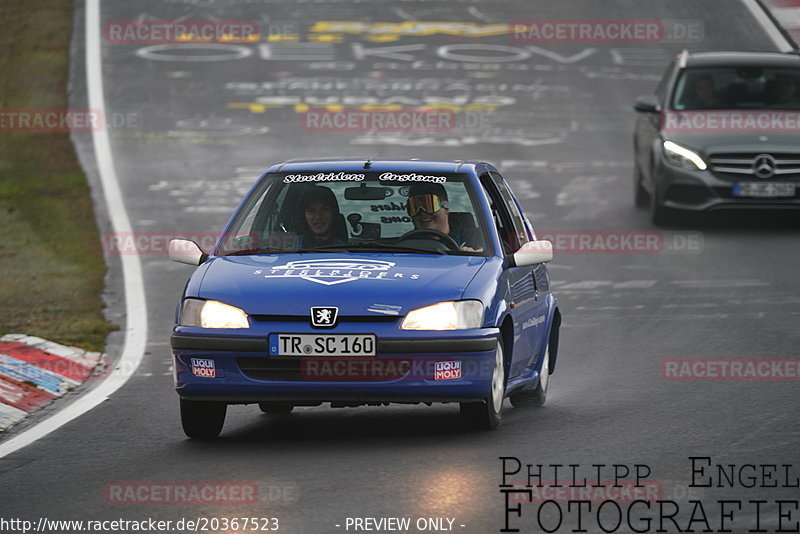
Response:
[663,141,707,170]
[400,300,483,330]
[179,298,249,329]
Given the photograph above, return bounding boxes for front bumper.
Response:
[654,160,800,212]
[171,324,500,404]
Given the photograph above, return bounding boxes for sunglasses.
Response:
[406,194,448,216]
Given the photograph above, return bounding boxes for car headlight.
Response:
[179,298,249,329]
[400,300,483,330]
[663,140,707,170]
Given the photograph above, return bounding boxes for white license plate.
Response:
[733,182,795,197]
[268,334,376,356]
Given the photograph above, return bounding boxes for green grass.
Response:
[0,0,117,351]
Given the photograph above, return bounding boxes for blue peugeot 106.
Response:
[169,159,561,438]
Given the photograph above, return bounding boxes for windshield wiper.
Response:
[222,243,447,255]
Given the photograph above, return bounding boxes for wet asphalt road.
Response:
[1,1,799,533]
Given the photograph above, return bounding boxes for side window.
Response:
[480,173,523,254]
[490,172,529,250]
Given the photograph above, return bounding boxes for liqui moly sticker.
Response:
[191,358,216,378]
[435,360,462,380]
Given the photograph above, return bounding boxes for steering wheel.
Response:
[398,228,460,251]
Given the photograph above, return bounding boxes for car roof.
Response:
[265,158,493,175]
[683,51,800,68]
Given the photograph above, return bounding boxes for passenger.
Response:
[300,186,345,247]
[768,74,800,108]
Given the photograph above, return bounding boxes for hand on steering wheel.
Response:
[398,228,460,250]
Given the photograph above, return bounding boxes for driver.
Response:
[406,183,482,252]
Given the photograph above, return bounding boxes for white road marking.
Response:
[525,45,597,64]
[0,0,148,459]
[741,0,795,52]
[610,48,672,66]
[671,280,770,288]
[468,6,492,23]
[500,160,548,170]
[575,305,645,311]
[393,8,416,21]
[613,280,657,289]
[772,6,800,28]
[508,180,540,199]
[661,303,719,309]
[260,42,336,61]
[556,176,615,207]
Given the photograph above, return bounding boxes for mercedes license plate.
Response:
[733,182,795,197]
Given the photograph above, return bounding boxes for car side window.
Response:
[480,172,524,254]
[490,172,530,250]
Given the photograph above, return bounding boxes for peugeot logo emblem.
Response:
[311,306,338,328]
[752,154,776,179]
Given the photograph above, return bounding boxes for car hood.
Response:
[662,110,800,154]
[192,253,487,316]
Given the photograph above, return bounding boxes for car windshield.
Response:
[671,67,800,110]
[216,171,490,256]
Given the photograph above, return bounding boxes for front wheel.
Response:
[510,343,549,408]
[650,182,675,226]
[460,337,505,430]
[634,164,649,208]
[180,399,226,439]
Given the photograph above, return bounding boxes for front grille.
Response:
[709,153,800,181]
[238,357,302,380]
[237,357,406,381]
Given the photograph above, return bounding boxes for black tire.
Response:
[258,401,294,415]
[650,182,674,226]
[634,164,649,208]
[180,399,226,439]
[510,341,550,408]
[460,337,505,430]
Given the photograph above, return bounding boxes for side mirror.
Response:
[169,239,208,266]
[634,95,661,113]
[510,240,553,267]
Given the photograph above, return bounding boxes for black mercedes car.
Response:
[633,50,800,224]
